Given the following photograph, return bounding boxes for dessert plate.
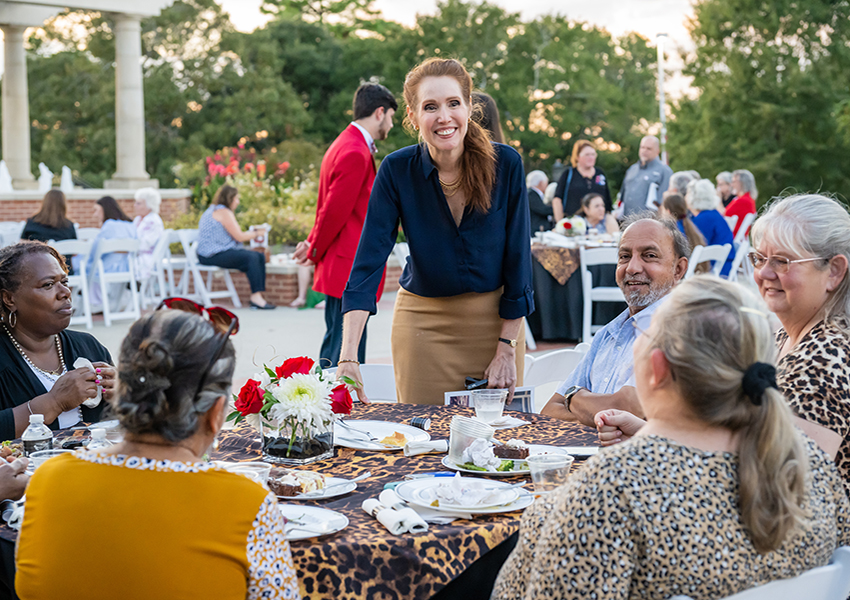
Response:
[277,477,357,501]
[395,479,534,514]
[278,505,349,541]
[443,444,570,476]
[335,420,430,451]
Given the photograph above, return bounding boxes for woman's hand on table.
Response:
[485,346,517,402]
[336,361,369,404]
[0,458,29,501]
[92,362,116,400]
[47,367,99,412]
[594,409,645,446]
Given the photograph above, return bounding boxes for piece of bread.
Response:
[379,431,408,447]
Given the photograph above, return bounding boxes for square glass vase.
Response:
[260,419,334,466]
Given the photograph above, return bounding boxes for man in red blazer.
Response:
[294,83,397,367]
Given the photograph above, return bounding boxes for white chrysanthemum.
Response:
[268,373,333,430]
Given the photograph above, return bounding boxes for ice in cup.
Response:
[526,454,575,493]
[472,389,508,424]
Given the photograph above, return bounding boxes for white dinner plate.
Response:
[334,420,430,451]
[395,479,535,514]
[278,505,349,541]
[277,477,357,501]
[442,445,569,476]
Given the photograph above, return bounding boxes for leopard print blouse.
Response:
[491,435,850,600]
[776,319,850,495]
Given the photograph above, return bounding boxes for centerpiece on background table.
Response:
[553,216,587,237]
[227,356,354,465]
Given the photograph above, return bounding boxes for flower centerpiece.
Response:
[227,356,354,465]
[554,216,588,237]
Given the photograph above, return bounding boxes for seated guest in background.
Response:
[87,196,137,312]
[0,242,115,440]
[659,192,708,274]
[686,178,734,276]
[724,168,757,237]
[197,184,274,310]
[541,214,688,425]
[543,181,557,207]
[497,276,850,600]
[716,170,736,207]
[665,170,698,199]
[132,187,165,283]
[751,193,850,492]
[16,309,300,599]
[576,192,618,234]
[21,189,76,244]
[553,140,611,221]
[472,91,505,144]
[526,170,552,235]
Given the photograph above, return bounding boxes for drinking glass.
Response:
[526,454,575,493]
[472,389,508,424]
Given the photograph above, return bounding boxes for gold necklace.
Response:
[3,324,66,379]
[439,176,462,191]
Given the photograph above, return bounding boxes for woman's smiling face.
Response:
[408,76,470,154]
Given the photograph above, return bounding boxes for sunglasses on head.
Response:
[156,297,239,336]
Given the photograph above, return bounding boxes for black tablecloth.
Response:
[528,259,626,342]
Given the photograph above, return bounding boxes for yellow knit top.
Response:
[16,450,299,600]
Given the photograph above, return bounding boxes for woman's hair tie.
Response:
[742,362,778,405]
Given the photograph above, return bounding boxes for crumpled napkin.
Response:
[6,501,24,531]
[380,488,471,524]
[73,358,102,408]
[404,439,448,457]
[362,495,428,535]
[489,415,529,430]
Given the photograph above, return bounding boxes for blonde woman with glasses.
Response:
[494,276,849,600]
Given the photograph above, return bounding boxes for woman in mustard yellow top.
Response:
[16,308,300,599]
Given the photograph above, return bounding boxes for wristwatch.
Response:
[563,385,584,413]
[498,337,517,348]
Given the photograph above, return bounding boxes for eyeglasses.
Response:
[156,297,239,336]
[747,251,826,274]
[156,297,238,401]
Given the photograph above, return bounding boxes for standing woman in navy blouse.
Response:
[338,58,535,405]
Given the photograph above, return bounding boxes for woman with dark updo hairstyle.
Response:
[16,309,299,599]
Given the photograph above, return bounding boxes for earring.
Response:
[413,125,419,131]
[8,311,15,328]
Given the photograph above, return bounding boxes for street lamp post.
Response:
[657,33,668,164]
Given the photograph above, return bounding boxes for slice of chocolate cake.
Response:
[493,439,529,460]
[268,470,326,497]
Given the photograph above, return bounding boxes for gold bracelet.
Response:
[338,359,360,366]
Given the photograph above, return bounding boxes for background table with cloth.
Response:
[527,244,626,341]
[0,404,597,600]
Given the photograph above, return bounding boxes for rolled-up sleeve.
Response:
[499,152,535,319]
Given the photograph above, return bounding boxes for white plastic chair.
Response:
[727,240,752,283]
[94,238,141,327]
[75,227,100,242]
[324,364,397,403]
[50,239,93,330]
[139,229,189,308]
[0,221,25,247]
[685,243,733,278]
[161,229,189,297]
[579,247,625,344]
[524,343,591,413]
[392,242,410,266]
[734,212,756,245]
[670,546,850,600]
[724,214,738,232]
[177,229,242,308]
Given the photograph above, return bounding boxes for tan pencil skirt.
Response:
[391,287,525,405]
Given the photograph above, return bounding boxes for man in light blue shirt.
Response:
[542,214,689,426]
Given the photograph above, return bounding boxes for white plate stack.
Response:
[448,415,495,464]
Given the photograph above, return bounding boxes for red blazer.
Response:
[308,124,385,300]
[725,192,756,238]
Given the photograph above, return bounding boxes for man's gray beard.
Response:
[623,284,669,310]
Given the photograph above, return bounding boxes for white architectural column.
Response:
[104,12,157,189]
[1,24,36,189]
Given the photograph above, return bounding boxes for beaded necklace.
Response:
[2,324,66,380]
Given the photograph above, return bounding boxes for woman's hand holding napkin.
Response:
[404,439,448,457]
[72,358,102,408]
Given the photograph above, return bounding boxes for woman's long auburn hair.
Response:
[32,189,72,229]
[403,58,497,214]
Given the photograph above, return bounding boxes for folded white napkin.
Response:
[490,415,529,430]
[380,488,470,524]
[361,497,428,534]
[404,439,448,457]
[73,358,102,408]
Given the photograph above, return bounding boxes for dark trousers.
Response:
[199,249,265,293]
[320,295,367,368]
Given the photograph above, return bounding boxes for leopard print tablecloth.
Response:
[531,245,580,285]
[4,404,598,600]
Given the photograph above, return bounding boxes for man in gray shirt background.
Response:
[618,136,673,216]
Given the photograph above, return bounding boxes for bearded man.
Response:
[541,214,689,425]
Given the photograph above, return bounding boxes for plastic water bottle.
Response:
[22,414,53,456]
[87,428,113,450]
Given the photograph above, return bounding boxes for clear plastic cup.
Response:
[526,454,575,493]
[472,389,508,424]
[29,449,72,471]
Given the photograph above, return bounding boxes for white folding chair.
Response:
[392,242,410,266]
[177,229,242,308]
[50,239,93,330]
[734,212,756,245]
[579,247,625,344]
[75,227,100,242]
[727,240,752,283]
[685,243,733,278]
[94,238,141,327]
[524,319,537,351]
[139,229,187,308]
[724,214,738,232]
[670,546,850,600]
[524,343,591,412]
[0,221,25,247]
[324,364,397,403]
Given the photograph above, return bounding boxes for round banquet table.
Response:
[0,404,598,600]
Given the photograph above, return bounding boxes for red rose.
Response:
[275,356,315,379]
[564,222,572,229]
[235,379,264,416]
[330,384,353,415]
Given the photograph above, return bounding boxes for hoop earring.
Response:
[8,311,15,329]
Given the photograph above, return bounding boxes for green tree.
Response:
[668,0,850,203]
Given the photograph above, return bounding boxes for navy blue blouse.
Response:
[342,142,535,320]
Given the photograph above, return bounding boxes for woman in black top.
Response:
[21,189,77,243]
[553,140,612,220]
